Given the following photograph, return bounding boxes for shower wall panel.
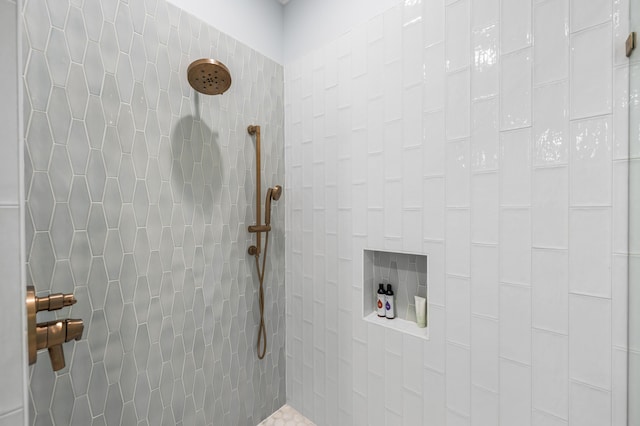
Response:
[284,0,629,424]
[24,0,285,424]
[0,0,27,424]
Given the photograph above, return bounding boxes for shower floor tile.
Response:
[258,404,316,426]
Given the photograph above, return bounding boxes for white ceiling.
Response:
[276,0,292,5]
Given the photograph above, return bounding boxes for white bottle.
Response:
[377,283,386,317]
[415,295,426,328]
[385,284,395,319]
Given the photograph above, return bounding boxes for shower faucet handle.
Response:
[33,292,77,312]
[35,318,84,371]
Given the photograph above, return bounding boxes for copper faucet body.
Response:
[26,286,84,371]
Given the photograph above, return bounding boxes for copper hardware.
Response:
[271,184,282,201]
[35,319,84,371]
[26,287,37,365]
[26,286,83,371]
[248,224,271,233]
[248,125,263,256]
[35,292,76,311]
[265,185,282,226]
[247,125,282,360]
[627,32,636,58]
[187,58,232,95]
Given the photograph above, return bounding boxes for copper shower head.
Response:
[187,58,232,95]
[264,186,283,226]
[271,185,282,201]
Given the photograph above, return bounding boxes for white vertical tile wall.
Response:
[284,0,630,424]
[628,0,640,423]
[0,0,27,424]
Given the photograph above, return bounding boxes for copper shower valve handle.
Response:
[35,292,77,312]
[35,319,84,371]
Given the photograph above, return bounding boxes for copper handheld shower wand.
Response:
[265,185,282,226]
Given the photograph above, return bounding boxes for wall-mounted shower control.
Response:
[26,286,84,371]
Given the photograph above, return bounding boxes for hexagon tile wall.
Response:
[23,0,285,424]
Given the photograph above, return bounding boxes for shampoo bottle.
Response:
[377,283,386,317]
[385,284,395,319]
[415,296,427,328]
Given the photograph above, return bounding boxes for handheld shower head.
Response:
[264,186,282,226]
[271,185,282,201]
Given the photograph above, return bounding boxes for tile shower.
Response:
[11,0,634,425]
[23,0,285,424]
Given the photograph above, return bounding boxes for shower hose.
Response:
[254,231,270,359]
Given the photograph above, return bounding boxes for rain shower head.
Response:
[187,58,232,95]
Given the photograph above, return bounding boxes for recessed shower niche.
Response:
[363,249,429,340]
